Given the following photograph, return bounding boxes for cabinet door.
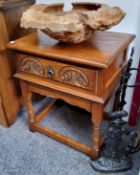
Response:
[0,96,7,127]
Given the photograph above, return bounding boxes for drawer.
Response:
[16,54,98,92]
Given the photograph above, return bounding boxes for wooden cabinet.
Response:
[0,0,35,127]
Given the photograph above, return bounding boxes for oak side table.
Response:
[8,31,135,159]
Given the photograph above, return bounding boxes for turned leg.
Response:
[19,80,35,131]
[91,103,104,159]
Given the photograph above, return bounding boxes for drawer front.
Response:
[16,54,98,92]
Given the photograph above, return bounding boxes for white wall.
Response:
[36,0,140,115]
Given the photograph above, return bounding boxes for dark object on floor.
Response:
[91,48,140,173]
[90,110,137,173]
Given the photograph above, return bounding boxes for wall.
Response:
[36,0,140,116]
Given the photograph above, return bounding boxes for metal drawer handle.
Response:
[47,65,54,78]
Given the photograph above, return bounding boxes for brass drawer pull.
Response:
[47,65,54,78]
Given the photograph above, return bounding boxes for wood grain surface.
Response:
[8,30,135,158]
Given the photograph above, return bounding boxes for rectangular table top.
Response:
[8,31,135,68]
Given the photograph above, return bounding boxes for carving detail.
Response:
[59,66,89,88]
[19,57,45,76]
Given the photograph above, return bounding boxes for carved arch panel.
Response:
[19,57,45,76]
[59,66,89,88]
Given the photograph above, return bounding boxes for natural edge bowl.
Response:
[21,2,126,44]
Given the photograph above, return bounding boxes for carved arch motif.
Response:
[59,66,89,88]
[19,57,45,76]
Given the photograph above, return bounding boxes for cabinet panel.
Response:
[0,96,7,127]
[0,0,35,127]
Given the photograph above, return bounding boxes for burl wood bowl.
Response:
[21,2,125,44]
